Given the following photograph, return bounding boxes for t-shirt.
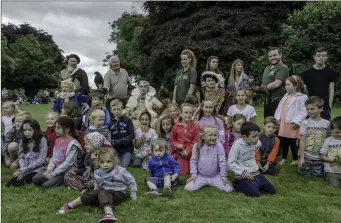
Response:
[261,62,289,100]
[227,105,257,122]
[301,67,338,109]
[104,68,129,100]
[134,128,158,158]
[174,66,197,103]
[1,116,14,135]
[299,118,330,160]
[319,136,341,174]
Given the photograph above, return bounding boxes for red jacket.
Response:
[170,120,199,159]
[44,127,58,158]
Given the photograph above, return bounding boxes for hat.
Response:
[86,132,112,149]
[202,71,219,83]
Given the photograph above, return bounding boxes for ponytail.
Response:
[181,49,197,69]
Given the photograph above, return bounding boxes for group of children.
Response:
[1,75,341,223]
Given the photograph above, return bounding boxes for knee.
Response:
[32,174,43,185]
[8,142,19,155]
[184,183,196,192]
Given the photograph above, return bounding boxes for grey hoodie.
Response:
[227,138,260,179]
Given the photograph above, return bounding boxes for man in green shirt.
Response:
[254,47,289,118]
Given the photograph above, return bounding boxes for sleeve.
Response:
[299,120,308,136]
[152,97,163,108]
[250,106,257,118]
[227,105,234,117]
[51,145,79,177]
[217,143,227,180]
[151,130,158,140]
[47,152,56,171]
[25,138,48,173]
[218,119,226,144]
[185,125,199,156]
[293,95,308,126]
[122,169,137,198]
[275,65,289,81]
[267,137,280,164]
[18,141,26,168]
[227,144,247,178]
[103,71,111,91]
[190,69,197,85]
[113,119,135,146]
[189,145,199,177]
[168,154,181,176]
[329,69,338,83]
[174,71,179,85]
[255,151,261,164]
[148,159,155,177]
[319,138,329,156]
[3,128,15,161]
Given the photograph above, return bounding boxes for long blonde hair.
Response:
[229,59,244,85]
[181,49,197,69]
[195,125,218,158]
[2,101,19,116]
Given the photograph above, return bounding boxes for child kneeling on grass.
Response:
[57,148,137,223]
[319,117,341,188]
[145,139,180,198]
[184,126,233,193]
[228,122,276,197]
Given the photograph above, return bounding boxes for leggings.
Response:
[32,172,65,189]
[279,137,298,160]
[6,172,37,187]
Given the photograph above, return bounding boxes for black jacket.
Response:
[109,116,135,155]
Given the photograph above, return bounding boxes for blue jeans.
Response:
[120,152,132,168]
[234,174,276,197]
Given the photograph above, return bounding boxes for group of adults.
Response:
[58,46,338,121]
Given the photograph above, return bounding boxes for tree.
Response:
[282,1,341,105]
[1,34,15,84]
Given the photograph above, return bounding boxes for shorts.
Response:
[298,158,324,177]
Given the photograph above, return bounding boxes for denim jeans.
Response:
[120,152,132,168]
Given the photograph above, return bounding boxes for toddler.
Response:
[44,112,59,159]
[85,108,111,141]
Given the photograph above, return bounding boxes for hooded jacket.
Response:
[109,116,135,155]
[148,153,181,178]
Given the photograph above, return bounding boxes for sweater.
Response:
[256,133,280,165]
[94,166,137,198]
[109,116,135,155]
[44,127,58,158]
[227,138,260,179]
[198,116,225,144]
[53,92,90,114]
[148,153,181,179]
[85,126,111,142]
[190,142,227,179]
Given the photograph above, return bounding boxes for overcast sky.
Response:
[1,1,144,89]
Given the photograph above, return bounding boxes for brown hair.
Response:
[109,99,124,108]
[2,101,19,115]
[314,47,328,55]
[151,138,168,153]
[181,49,197,69]
[233,90,249,104]
[156,115,174,139]
[205,56,222,74]
[229,59,244,85]
[241,122,260,137]
[62,102,79,118]
[264,116,279,126]
[305,96,324,109]
[91,91,105,101]
[268,47,282,55]
[16,111,32,120]
[98,148,120,166]
[286,75,305,93]
[232,114,246,123]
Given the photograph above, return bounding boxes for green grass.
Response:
[2,104,341,223]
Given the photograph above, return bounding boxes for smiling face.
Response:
[169,106,179,119]
[161,118,173,133]
[235,91,247,104]
[2,104,13,116]
[181,105,193,123]
[202,101,215,117]
[268,49,282,66]
[140,113,151,127]
[68,57,78,69]
[111,57,120,70]
[181,54,191,68]
[203,127,218,146]
[205,77,217,89]
[46,113,58,128]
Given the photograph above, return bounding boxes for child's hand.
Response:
[245,173,255,181]
[332,157,338,163]
[5,159,12,167]
[45,172,53,180]
[292,123,300,130]
[10,162,18,170]
[263,163,270,172]
[171,174,178,182]
[258,164,264,172]
[223,179,232,186]
[186,176,196,184]
[131,196,137,201]
[14,169,25,180]
[298,158,305,168]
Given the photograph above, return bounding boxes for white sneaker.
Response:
[290,160,298,165]
[278,159,286,165]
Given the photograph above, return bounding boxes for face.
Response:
[84,136,96,153]
[61,84,73,93]
[232,118,245,132]
[205,77,217,88]
[314,51,328,65]
[209,58,219,69]
[181,106,193,122]
[46,114,57,128]
[139,82,149,95]
[181,54,190,68]
[93,113,105,128]
[332,128,341,140]
[306,104,323,118]
[67,58,78,68]
[264,122,277,136]
[55,122,66,137]
[268,50,281,65]
[169,107,178,119]
[243,131,260,145]
[140,114,150,126]
[14,116,25,130]
[110,103,123,118]
[161,119,172,133]
[203,128,218,146]
[100,154,115,172]
[202,101,214,117]
[234,62,244,72]
[153,146,166,159]
[285,80,296,93]
[2,104,12,115]
[23,123,34,139]
[235,92,247,104]
[111,57,120,69]
[92,97,102,108]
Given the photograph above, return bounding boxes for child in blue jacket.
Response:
[145,139,180,198]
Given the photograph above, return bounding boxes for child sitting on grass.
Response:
[298,96,330,177]
[85,108,111,141]
[319,116,341,188]
[256,117,280,176]
[228,122,276,197]
[145,139,180,198]
[84,91,110,128]
[57,148,137,223]
[184,126,233,193]
[156,115,174,152]
[44,112,59,160]
[6,119,47,187]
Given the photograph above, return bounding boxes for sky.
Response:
[1,1,144,89]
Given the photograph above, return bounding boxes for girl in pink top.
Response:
[274,76,308,165]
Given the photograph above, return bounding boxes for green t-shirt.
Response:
[262,62,289,100]
[174,66,197,103]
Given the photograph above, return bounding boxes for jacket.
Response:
[198,116,225,144]
[274,92,308,126]
[148,153,181,178]
[18,137,48,174]
[2,128,22,161]
[109,116,135,155]
[170,120,200,159]
[53,92,90,114]
[44,127,58,158]
[94,166,137,198]
[227,138,260,179]
[256,133,280,165]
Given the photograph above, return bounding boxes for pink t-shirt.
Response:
[227,104,257,121]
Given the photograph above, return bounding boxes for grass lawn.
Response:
[2,104,341,223]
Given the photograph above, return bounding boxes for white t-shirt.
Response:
[134,128,158,158]
[227,105,257,121]
[319,136,341,174]
[1,116,14,135]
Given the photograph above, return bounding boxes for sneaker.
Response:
[146,190,163,199]
[162,187,173,197]
[290,160,298,165]
[56,203,72,215]
[278,159,286,165]
[98,213,118,223]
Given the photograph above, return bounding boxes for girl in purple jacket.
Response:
[184,126,233,192]
[6,119,47,187]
